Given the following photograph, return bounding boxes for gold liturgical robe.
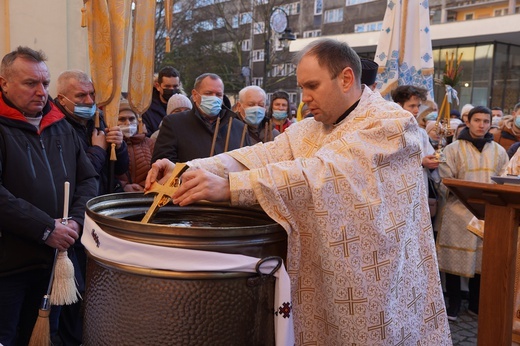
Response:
[188,87,451,345]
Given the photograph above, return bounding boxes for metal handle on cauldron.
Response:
[247,256,283,287]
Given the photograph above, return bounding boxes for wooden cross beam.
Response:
[141,163,189,224]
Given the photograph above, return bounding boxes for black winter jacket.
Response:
[54,100,128,195]
[151,106,251,163]
[142,88,167,137]
[0,94,98,275]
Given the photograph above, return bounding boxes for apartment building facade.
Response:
[1,0,518,111]
[165,0,519,111]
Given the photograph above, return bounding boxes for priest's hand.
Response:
[172,169,230,206]
[144,158,177,191]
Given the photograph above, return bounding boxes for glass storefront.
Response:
[433,43,520,115]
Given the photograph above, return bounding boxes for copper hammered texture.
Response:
[84,259,275,346]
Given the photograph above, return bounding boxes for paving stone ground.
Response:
[448,299,478,345]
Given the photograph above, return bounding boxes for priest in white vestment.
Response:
[146,39,451,345]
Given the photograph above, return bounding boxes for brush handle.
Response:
[62,181,70,225]
[43,249,59,304]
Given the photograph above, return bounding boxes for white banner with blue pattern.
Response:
[375,0,434,100]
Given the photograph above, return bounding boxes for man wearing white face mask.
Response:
[235,85,280,144]
[152,73,250,163]
[116,100,156,192]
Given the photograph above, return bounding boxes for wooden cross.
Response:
[141,163,189,223]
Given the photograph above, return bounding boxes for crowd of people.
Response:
[408,86,520,322]
[1,39,520,345]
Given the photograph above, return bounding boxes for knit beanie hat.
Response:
[167,94,192,115]
[119,99,133,113]
[450,118,463,129]
[425,121,437,135]
[450,109,461,119]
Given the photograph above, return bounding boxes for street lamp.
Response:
[263,7,296,89]
[279,28,296,49]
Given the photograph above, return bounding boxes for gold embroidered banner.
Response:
[127,0,155,117]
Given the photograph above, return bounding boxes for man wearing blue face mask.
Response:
[152,73,250,163]
[56,70,128,195]
[54,70,129,344]
[235,85,279,144]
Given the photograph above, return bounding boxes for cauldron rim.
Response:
[86,192,278,227]
[85,192,287,253]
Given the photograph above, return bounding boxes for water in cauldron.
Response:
[124,210,271,228]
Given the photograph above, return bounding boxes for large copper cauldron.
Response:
[83,193,287,346]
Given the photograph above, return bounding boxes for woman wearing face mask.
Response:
[268,90,292,133]
[493,102,520,152]
[116,100,156,192]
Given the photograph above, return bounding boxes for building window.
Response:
[240,12,252,25]
[354,21,383,33]
[221,41,234,53]
[447,12,457,22]
[494,8,508,16]
[346,0,375,5]
[195,20,213,31]
[194,18,226,31]
[232,14,239,28]
[194,0,213,8]
[315,0,323,15]
[253,77,263,86]
[253,21,265,34]
[303,30,321,38]
[281,3,301,15]
[215,17,225,29]
[241,39,251,51]
[465,13,474,20]
[270,63,296,77]
[324,8,343,23]
[252,49,264,62]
